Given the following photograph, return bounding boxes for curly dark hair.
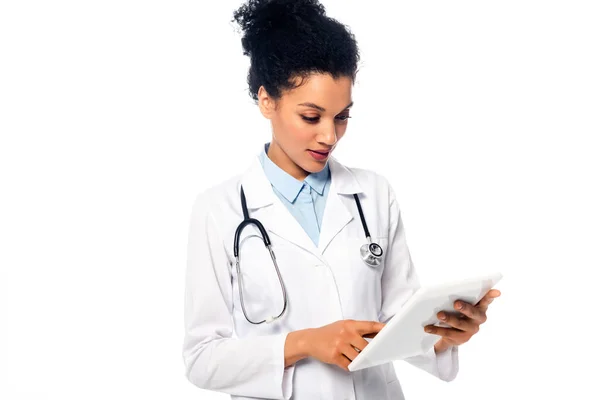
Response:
[231,0,360,102]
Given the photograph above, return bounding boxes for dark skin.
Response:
[426,289,501,353]
[257,71,502,368]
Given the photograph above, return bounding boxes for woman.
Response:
[182,1,500,399]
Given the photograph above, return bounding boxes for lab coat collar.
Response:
[259,142,330,202]
[239,152,363,256]
[328,155,363,195]
[239,155,275,210]
[240,153,362,208]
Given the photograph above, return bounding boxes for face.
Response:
[257,73,353,181]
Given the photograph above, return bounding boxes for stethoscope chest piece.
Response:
[353,193,384,267]
[360,240,383,267]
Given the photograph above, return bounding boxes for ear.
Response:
[257,86,277,119]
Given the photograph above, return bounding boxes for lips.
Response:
[308,149,330,161]
[310,149,330,155]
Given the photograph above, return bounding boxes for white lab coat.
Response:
[183,154,459,400]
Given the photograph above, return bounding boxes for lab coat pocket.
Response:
[383,362,399,384]
[326,236,388,320]
[386,379,404,400]
[232,232,286,326]
[383,363,404,399]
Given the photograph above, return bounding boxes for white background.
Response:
[1,0,598,398]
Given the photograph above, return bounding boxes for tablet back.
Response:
[348,272,503,372]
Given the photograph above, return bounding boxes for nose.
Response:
[318,124,338,147]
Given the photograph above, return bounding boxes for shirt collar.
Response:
[258,142,330,203]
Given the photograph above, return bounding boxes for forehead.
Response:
[281,73,353,111]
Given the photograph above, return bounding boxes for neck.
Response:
[267,141,309,181]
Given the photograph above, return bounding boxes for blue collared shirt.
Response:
[258,142,331,247]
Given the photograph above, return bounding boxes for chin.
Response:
[304,161,327,173]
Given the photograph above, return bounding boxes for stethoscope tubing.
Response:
[234,184,382,324]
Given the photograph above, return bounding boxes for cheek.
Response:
[336,125,348,140]
[282,117,314,146]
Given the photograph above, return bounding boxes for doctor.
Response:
[182,1,500,399]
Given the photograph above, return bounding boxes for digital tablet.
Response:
[348,272,503,372]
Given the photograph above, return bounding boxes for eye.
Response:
[301,116,319,123]
[300,115,352,124]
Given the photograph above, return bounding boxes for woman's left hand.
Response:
[424,289,501,354]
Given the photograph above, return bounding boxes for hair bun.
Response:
[232,0,326,55]
[230,0,359,102]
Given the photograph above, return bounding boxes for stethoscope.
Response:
[233,185,384,324]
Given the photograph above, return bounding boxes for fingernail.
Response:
[439,312,446,320]
[457,302,463,309]
[425,327,433,333]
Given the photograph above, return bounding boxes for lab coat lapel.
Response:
[239,156,319,255]
[317,156,364,254]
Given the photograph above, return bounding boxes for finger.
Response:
[477,289,501,311]
[341,342,361,361]
[424,325,463,340]
[352,320,386,336]
[437,311,479,333]
[336,354,351,371]
[454,300,487,323]
[349,334,370,352]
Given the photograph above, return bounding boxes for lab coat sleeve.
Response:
[378,178,459,382]
[182,191,295,399]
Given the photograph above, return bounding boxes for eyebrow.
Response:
[297,101,354,112]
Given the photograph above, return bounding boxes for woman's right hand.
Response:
[304,319,386,371]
